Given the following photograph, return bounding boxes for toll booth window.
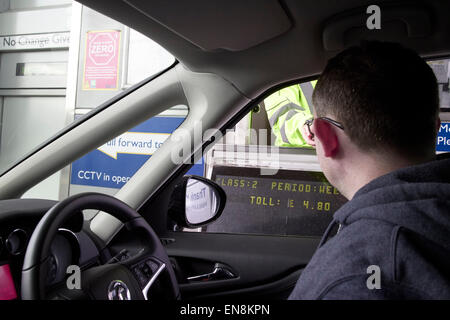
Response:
[186,79,343,237]
[16,62,67,77]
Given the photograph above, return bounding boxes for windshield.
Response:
[0,1,178,200]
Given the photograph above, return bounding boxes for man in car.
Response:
[289,41,450,299]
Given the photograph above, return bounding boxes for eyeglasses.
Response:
[305,117,345,141]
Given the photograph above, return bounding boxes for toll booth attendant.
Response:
[264,81,317,148]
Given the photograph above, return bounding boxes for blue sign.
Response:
[437,121,450,152]
[70,116,204,189]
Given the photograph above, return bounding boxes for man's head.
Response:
[309,41,440,198]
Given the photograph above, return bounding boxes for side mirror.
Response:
[168,175,226,228]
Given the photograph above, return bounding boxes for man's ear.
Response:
[314,119,339,157]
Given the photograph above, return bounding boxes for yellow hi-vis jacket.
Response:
[264,81,317,148]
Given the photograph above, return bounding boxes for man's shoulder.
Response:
[319,219,397,270]
[289,219,397,300]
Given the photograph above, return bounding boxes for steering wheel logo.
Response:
[107,280,131,300]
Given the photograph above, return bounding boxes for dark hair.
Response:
[313,41,439,158]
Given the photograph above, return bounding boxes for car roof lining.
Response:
[77,0,450,99]
[122,0,293,52]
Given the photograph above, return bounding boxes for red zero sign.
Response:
[88,32,117,66]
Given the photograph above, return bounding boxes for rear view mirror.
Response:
[168,175,226,228]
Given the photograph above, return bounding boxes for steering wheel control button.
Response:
[142,263,166,300]
[132,259,160,287]
[46,255,58,284]
[132,266,149,288]
[131,258,166,299]
[5,229,27,255]
[145,260,160,273]
[107,280,131,300]
[142,264,151,277]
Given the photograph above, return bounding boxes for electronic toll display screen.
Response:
[206,166,348,237]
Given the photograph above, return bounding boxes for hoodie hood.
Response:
[334,154,450,251]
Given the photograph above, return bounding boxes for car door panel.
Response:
[165,231,320,299]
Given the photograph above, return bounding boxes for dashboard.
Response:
[0,199,100,300]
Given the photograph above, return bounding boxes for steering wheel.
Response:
[20,192,180,300]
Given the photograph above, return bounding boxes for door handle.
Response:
[187,263,237,282]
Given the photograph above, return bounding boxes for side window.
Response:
[174,80,348,238]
